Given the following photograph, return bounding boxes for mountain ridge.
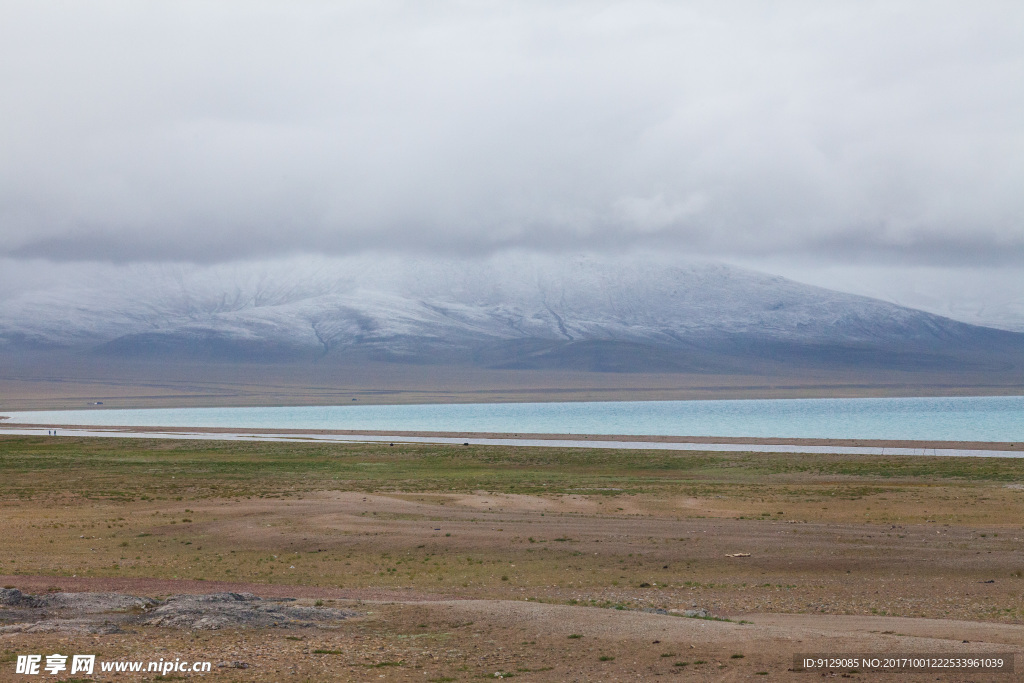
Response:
[2,254,1022,374]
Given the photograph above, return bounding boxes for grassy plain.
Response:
[2,436,1024,680]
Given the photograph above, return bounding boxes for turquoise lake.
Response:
[5,395,1023,442]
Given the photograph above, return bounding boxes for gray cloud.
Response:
[1,1,1023,264]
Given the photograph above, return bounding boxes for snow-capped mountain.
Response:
[1,253,1021,372]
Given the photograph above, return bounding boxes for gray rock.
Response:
[143,593,356,630]
[0,589,357,633]
[0,588,27,606]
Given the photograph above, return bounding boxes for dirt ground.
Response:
[4,586,1021,681]
[2,437,1023,680]
[3,354,1022,411]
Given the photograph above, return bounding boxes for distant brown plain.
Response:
[2,355,1023,411]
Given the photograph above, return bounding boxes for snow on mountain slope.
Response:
[0,253,1019,369]
[748,264,1024,334]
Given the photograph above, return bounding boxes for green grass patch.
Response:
[4,436,1022,505]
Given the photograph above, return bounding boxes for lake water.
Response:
[4,395,1023,442]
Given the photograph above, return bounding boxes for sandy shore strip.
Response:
[1,422,1021,457]
[2,419,1021,450]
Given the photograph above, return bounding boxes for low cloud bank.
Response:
[1,2,1022,265]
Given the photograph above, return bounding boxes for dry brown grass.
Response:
[2,436,1024,679]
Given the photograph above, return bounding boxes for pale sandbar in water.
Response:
[0,425,1020,459]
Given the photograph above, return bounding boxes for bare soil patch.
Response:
[1,585,1020,680]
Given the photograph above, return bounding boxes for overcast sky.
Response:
[1,1,1022,330]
